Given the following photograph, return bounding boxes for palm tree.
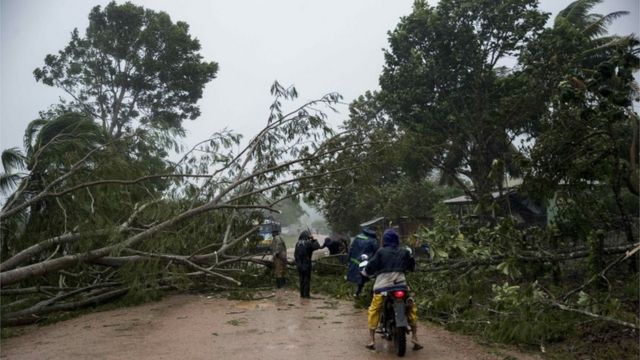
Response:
[554,0,636,67]
[524,0,639,251]
[0,147,28,256]
[555,0,629,36]
[0,112,103,256]
[0,147,26,196]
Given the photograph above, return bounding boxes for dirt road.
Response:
[0,291,540,360]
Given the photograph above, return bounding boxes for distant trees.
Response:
[273,198,306,226]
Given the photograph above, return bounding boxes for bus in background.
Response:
[255,218,281,253]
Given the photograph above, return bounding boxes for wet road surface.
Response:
[0,291,541,359]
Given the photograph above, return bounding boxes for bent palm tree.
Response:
[1,112,104,256]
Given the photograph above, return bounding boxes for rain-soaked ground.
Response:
[0,290,541,360]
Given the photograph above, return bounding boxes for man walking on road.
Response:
[294,230,321,298]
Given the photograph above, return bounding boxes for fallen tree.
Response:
[419,243,639,272]
[0,83,358,325]
[410,208,640,347]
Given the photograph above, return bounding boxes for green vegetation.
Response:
[305,1,638,357]
[0,1,343,328]
[33,1,218,140]
[0,0,637,358]
[226,318,248,326]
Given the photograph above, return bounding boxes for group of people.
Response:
[270,229,349,296]
[269,226,422,350]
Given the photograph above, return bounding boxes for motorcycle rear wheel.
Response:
[394,326,407,357]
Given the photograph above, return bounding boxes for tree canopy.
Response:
[379,0,547,211]
[33,1,218,140]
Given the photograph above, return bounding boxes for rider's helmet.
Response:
[382,229,400,247]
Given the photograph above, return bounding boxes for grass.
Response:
[226,318,248,326]
[0,327,26,339]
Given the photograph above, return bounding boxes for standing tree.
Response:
[522,0,639,196]
[33,1,218,140]
[13,1,219,260]
[304,91,453,233]
[521,0,639,248]
[378,0,547,215]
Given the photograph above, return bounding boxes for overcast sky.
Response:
[1,0,638,154]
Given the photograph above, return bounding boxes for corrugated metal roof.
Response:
[360,216,386,227]
[442,189,517,205]
[442,194,473,204]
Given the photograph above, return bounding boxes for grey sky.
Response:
[1,0,638,154]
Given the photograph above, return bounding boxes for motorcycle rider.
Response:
[363,228,423,351]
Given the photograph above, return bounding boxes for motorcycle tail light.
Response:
[393,290,406,299]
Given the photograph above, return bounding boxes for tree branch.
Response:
[548,301,640,330]
[123,249,241,286]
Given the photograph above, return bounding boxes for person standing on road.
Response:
[347,227,378,297]
[271,228,287,289]
[294,230,321,298]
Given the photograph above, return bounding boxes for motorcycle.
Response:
[378,288,410,357]
[359,255,411,357]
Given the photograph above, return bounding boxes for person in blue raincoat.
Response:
[347,227,379,296]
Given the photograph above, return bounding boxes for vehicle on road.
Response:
[255,218,281,253]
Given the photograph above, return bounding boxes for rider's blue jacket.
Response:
[364,246,415,277]
[364,232,415,293]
